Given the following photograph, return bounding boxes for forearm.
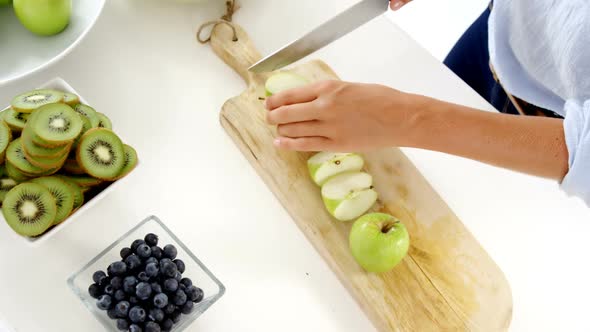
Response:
[401,96,569,180]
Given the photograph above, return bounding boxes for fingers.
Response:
[390,0,411,11]
[267,102,317,125]
[265,84,319,111]
[273,136,332,151]
[276,121,324,138]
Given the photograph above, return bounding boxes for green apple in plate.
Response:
[265,72,310,96]
[321,171,378,222]
[308,151,364,186]
[14,0,71,36]
[349,213,410,273]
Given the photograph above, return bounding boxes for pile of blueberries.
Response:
[88,233,204,332]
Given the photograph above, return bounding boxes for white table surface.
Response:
[1,1,589,331]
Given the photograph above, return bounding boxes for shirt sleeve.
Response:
[561,99,590,204]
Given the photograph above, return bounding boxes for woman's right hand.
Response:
[390,0,412,11]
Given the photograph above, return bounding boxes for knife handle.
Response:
[210,22,262,84]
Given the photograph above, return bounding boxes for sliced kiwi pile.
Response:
[0,89,138,237]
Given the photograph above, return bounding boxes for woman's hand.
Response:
[265,80,426,152]
[390,0,412,11]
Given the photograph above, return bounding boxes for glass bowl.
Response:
[67,215,225,331]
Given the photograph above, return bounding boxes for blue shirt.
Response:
[489,0,590,204]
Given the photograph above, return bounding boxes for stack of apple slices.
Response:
[266,72,410,273]
[308,152,378,221]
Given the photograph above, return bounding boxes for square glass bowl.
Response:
[2,77,138,246]
[67,215,225,331]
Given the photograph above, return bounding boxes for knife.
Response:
[248,0,390,73]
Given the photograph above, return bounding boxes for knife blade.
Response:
[248,0,390,73]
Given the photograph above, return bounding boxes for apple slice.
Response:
[308,152,364,186]
[265,72,310,96]
[321,171,378,221]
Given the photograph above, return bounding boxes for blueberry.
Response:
[116,318,129,331]
[163,245,177,260]
[114,289,126,302]
[149,308,165,322]
[124,276,138,294]
[161,261,177,278]
[110,276,123,290]
[146,263,159,278]
[163,279,178,293]
[107,308,118,319]
[108,261,127,277]
[186,286,204,303]
[173,259,185,274]
[136,282,152,300]
[161,318,173,331]
[120,247,133,260]
[145,321,161,332]
[145,257,158,266]
[88,283,102,299]
[129,296,139,305]
[180,278,192,288]
[129,306,146,323]
[163,304,176,315]
[115,300,130,318]
[170,310,182,323]
[131,239,145,251]
[145,233,159,247]
[96,294,112,310]
[104,285,114,296]
[136,244,152,259]
[125,254,142,271]
[98,276,111,288]
[151,246,163,259]
[92,271,107,284]
[138,271,150,282]
[129,324,143,332]
[182,301,194,314]
[179,284,186,292]
[153,293,168,309]
[173,290,187,306]
[159,258,172,269]
[151,282,163,294]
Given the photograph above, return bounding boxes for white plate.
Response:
[0,0,105,85]
[1,77,138,247]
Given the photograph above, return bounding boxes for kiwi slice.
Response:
[31,103,83,144]
[0,121,12,164]
[0,177,18,205]
[24,148,69,170]
[62,93,80,106]
[73,104,100,128]
[55,176,84,210]
[62,175,103,187]
[96,112,112,130]
[11,89,64,113]
[21,126,71,159]
[3,108,29,131]
[6,138,46,174]
[2,183,57,236]
[5,162,31,182]
[63,158,86,175]
[113,144,138,180]
[31,177,74,225]
[76,129,125,180]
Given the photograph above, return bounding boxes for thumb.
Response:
[390,0,412,11]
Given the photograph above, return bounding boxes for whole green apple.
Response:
[14,0,71,36]
[349,213,410,273]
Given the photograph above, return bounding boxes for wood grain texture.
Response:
[210,23,513,331]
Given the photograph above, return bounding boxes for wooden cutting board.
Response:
[209,23,513,331]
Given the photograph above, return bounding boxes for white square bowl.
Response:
[1,77,138,247]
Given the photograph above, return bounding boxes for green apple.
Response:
[14,0,71,36]
[349,213,410,273]
[265,72,309,96]
[308,151,364,186]
[321,171,378,221]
